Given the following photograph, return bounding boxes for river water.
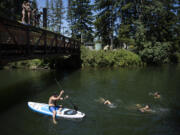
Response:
[0,65,180,135]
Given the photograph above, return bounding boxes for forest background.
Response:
[0,0,180,65]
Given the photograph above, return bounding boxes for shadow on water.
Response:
[0,68,78,113]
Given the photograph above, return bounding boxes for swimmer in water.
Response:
[99,97,112,105]
[153,92,161,99]
[97,97,117,108]
[136,104,153,113]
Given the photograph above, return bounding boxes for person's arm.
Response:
[51,90,64,100]
[139,108,145,112]
[57,90,64,99]
[64,95,69,100]
[60,95,69,101]
[104,100,111,105]
[22,2,26,8]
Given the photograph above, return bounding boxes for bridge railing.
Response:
[0,17,80,59]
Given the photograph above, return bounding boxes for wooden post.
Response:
[43,8,47,54]
[43,8,47,28]
[44,31,47,54]
[63,37,65,53]
[26,28,30,55]
[55,34,57,53]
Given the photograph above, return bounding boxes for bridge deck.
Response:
[0,17,80,61]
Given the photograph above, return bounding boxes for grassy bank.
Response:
[3,55,81,70]
[4,59,48,70]
[81,46,144,68]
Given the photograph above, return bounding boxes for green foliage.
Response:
[81,46,143,68]
[1,0,179,66]
[54,0,64,33]
[7,59,48,69]
[175,52,180,63]
[46,0,50,28]
[171,52,180,63]
[139,42,171,64]
[5,56,81,70]
[94,0,116,46]
[0,0,25,20]
[134,20,146,49]
[115,0,179,65]
[31,0,38,9]
[47,0,64,32]
[118,24,135,47]
[67,0,94,42]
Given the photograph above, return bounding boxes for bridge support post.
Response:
[44,31,47,54]
[43,8,47,28]
[26,28,30,56]
[55,34,57,53]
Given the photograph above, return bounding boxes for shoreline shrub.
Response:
[81,46,143,68]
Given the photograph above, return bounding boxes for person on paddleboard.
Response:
[48,90,64,124]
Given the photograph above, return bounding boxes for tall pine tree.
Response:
[67,0,94,42]
[54,0,65,33]
[94,0,116,47]
[0,0,25,20]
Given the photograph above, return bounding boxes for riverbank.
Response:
[2,55,81,70]
[1,47,144,70]
[81,46,145,68]
[1,47,179,70]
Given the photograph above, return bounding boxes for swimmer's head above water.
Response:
[138,104,152,113]
[144,105,150,109]
[154,92,160,99]
[99,97,112,105]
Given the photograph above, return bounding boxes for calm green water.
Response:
[0,65,180,135]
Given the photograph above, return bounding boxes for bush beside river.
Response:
[81,46,144,68]
[4,59,48,70]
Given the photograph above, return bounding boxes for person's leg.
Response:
[52,110,57,124]
[49,106,57,124]
[27,11,31,24]
[58,105,62,114]
[22,10,25,23]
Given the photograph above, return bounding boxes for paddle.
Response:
[54,78,78,111]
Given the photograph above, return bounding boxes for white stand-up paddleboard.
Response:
[28,102,85,119]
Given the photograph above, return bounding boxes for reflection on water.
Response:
[0,65,180,135]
